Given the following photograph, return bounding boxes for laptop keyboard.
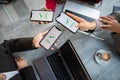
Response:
[47,53,71,80]
[65,10,95,22]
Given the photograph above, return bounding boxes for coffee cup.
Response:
[97,52,111,61]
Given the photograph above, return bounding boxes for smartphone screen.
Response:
[56,13,78,33]
[40,26,62,50]
[30,10,54,21]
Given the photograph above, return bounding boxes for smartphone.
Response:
[56,13,79,33]
[40,26,62,50]
[30,10,54,22]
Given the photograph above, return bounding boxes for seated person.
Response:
[66,11,120,53]
[0,31,56,80]
[0,57,34,80]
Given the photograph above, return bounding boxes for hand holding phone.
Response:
[30,10,54,22]
[56,13,78,33]
[40,26,62,50]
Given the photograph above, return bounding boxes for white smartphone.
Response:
[56,13,79,33]
[40,26,62,50]
[30,10,54,22]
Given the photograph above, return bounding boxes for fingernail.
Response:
[99,18,102,21]
[100,25,103,27]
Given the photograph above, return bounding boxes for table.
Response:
[52,1,120,80]
[69,31,120,80]
[17,1,120,80]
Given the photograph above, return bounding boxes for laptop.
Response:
[33,40,92,80]
[63,1,100,21]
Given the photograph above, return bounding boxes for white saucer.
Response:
[95,49,111,65]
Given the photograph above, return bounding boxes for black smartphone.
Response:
[30,10,54,22]
[40,26,62,50]
[56,12,79,33]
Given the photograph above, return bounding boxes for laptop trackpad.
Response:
[34,57,57,80]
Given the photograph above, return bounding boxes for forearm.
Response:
[1,38,35,53]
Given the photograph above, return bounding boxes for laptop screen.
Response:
[59,40,91,80]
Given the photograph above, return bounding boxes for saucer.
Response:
[95,49,111,65]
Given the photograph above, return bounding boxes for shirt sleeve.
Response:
[19,66,37,80]
[0,38,35,53]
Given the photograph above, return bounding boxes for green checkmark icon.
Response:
[50,35,55,38]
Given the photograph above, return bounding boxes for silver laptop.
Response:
[33,40,92,80]
[63,1,100,21]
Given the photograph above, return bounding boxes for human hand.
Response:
[33,31,59,50]
[100,16,120,33]
[66,12,96,31]
[0,74,6,80]
[56,0,66,4]
[33,31,48,48]
[15,57,28,70]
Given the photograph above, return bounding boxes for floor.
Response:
[0,0,120,80]
[0,0,46,42]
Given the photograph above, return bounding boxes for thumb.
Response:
[44,6,52,11]
[42,30,48,36]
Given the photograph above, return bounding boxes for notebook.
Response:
[33,40,92,80]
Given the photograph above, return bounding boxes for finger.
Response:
[100,16,113,21]
[51,47,55,50]
[66,12,84,23]
[20,57,24,60]
[33,21,39,24]
[21,58,27,62]
[75,24,78,28]
[77,24,84,29]
[53,43,58,47]
[100,25,111,28]
[44,6,48,11]
[16,57,21,61]
[108,16,116,20]
[45,22,49,24]
[40,21,44,24]
[100,19,111,24]
[17,58,23,61]
[56,40,59,43]
[44,6,52,11]
[100,27,112,31]
[15,58,18,62]
[42,31,48,36]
